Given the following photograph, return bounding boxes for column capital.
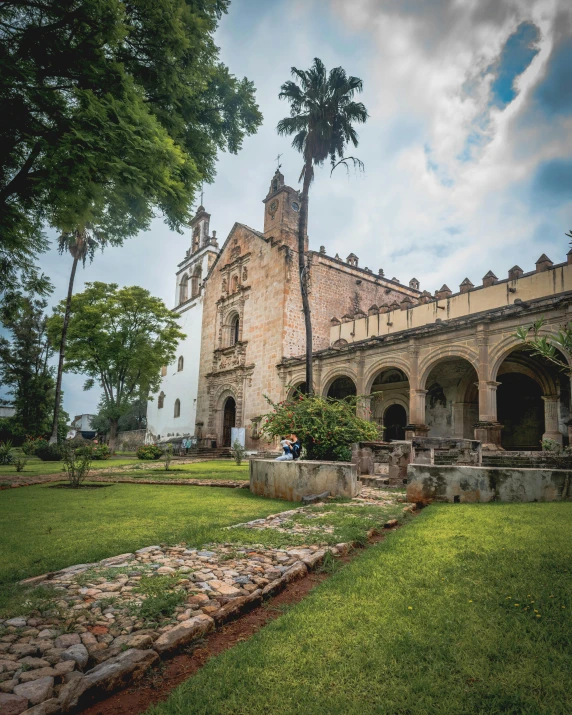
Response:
[541,394,558,403]
[412,388,428,396]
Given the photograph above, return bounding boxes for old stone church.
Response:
[146,169,572,452]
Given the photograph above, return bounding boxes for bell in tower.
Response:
[189,204,211,254]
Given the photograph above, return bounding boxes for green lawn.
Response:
[0,456,137,478]
[0,483,296,613]
[122,459,249,480]
[147,503,572,715]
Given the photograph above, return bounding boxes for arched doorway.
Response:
[369,367,409,431]
[327,376,356,400]
[288,382,307,398]
[383,404,407,441]
[422,357,479,438]
[222,397,236,447]
[497,374,544,450]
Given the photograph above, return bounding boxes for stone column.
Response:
[475,381,503,450]
[313,360,322,396]
[452,402,467,438]
[542,395,562,445]
[405,340,429,438]
[474,323,503,449]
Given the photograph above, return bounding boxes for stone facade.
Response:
[193,170,416,448]
[149,169,571,453]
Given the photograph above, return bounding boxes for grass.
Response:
[122,460,249,480]
[0,483,296,614]
[146,503,572,715]
[0,457,248,481]
[0,455,137,477]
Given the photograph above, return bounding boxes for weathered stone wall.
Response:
[250,459,359,501]
[407,463,572,503]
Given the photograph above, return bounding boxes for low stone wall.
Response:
[250,459,358,501]
[407,464,572,503]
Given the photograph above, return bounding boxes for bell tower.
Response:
[263,169,305,251]
[189,205,211,254]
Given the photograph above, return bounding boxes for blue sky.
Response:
[8,0,572,418]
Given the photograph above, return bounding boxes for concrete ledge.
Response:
[250,459,358,501]
[407,463,572,503]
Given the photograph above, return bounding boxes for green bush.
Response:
[262,392,379,462]
[14,457,27,472]
[136,444,163,460]
[92,444,111,460]
[35,442,62,461]
[21,437,42,455]
[0,441,14,465]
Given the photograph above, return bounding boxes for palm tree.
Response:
[49,228,101,443]
[277,58,368,394]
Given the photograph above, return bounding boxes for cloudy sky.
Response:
[21,0,572,418]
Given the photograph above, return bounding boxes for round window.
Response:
[291,201,300,211]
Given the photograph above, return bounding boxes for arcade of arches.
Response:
[315,347,568,450]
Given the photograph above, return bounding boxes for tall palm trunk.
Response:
[298,158,313,394]
[49,235,85,443]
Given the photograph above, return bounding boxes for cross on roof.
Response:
[275,153,282,171]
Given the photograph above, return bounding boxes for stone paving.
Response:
[0,492,403,714]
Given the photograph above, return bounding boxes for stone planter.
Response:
[249,459,358,501]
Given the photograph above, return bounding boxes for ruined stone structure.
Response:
[149,170,571,453]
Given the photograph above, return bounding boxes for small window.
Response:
[191,266,201,298]
[178,356,184,372]
[174,399,181,418]
[158,391,165,409]
[230,315,240,346]
[179,275,189,304]
[161,365,167,377]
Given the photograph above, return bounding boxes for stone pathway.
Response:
[0,493,404,714]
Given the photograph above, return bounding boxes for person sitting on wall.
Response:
[276,436,293,461]
[289,434,301,460]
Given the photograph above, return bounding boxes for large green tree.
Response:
[277,58,368,393]
[0,297,59,437]
[47,282,185,449]
[0,0,262,309]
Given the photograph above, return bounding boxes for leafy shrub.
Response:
[137,444,163,460]
[232,438,246,465]
[61,443,93,487]
[92,444,111,460]
[262,392,379,462]
[133,574,185,620]
[35,442,62,461]
[14,457,27,472]
[0,441,14,465]
[163,443,173,470]
[21,436,44,455]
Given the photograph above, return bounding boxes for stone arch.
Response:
[383,402,408,441]
[324,375,357,400]
[364,357,411,394]
[422,355,479,439]
[492,343,567,449]
[211,386,239,447]
[490,337,569,390]
[287,381,307,399]
[418,347,479,389]
[321,368,358,397]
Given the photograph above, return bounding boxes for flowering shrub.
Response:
[262,392,379,462]
[92,444,111,460]
[21,436,45,455]
[137,444,163,460]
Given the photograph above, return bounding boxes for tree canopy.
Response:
[47,282,185,447]
[0,0,262,307]
[0,297,62,437]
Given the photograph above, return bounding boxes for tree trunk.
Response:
[298,159,313,394]
[108,419,119,452]
[49,254,79,443]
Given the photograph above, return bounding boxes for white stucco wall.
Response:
[146,247,214,442]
